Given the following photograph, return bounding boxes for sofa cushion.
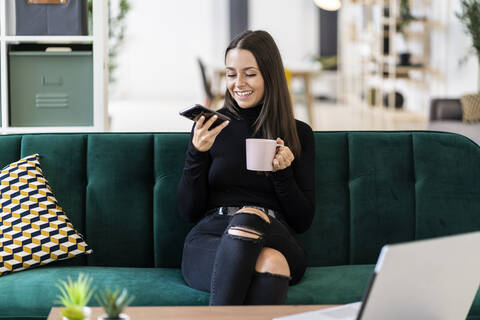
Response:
[0,265,372,318]
[348,133,416,264]
[413,133,480,239]
[0,266,209,318]
[0,264,479,319]
[0,154,91,276]
[287,264,374,305]
[153,133,195,267]
[296,133,350,267]
[86,134,154,267]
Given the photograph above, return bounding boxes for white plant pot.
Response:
[97,314,130,320]
[62,306,91,320]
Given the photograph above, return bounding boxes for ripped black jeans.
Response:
[181,210,307,305]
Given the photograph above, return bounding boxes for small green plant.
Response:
[56,273,95,320]
[457,0,480,89]
[95,287,135,319]
[312,55,338,70]
[398,0,414,34]
[108,0,132,84]
[88,0,132,83]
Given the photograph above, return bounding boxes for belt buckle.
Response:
[218,206,276,218]
[218,207,237,215]
[267,209,276,219]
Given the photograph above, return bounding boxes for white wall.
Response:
[111,0,229,102]
[111,0,320,103]
[249,0,319,66]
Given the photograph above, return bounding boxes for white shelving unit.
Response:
[0,0,108,134]
[340,0,431,130]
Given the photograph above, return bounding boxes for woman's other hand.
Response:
[272,138,294,172]
[192,115,229,152]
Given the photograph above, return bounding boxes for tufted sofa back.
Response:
[0,132,478,268]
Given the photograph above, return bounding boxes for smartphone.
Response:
[179,104,231,128]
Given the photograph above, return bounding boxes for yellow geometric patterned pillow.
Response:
[0,154,92,276]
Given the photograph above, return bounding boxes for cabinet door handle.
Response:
[27,0,67,4]
[41,76,63,86]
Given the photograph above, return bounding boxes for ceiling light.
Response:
[314,0,342,11]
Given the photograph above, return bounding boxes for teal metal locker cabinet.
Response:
[9,49,93,127]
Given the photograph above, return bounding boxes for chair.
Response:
[429,98,462,121]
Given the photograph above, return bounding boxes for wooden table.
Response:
[48,305,336,320]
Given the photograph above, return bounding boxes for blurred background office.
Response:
[108,0,480,143]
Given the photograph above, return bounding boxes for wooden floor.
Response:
[310,103,428,131]
[108,99,428,132]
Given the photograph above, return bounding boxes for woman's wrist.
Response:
[187,142,210,160]
[270,166,293,181]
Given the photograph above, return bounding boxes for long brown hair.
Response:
[224,30,301,158]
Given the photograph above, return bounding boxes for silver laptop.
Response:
[275,232,480,320]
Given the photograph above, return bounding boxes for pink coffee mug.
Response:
[246,138,281,171]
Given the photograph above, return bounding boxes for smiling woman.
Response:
[225,49,265,109]
[177,30,316,306]
[223,30,302,158]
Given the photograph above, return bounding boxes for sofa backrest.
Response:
[299,132,480,266]
[0,132,478,268]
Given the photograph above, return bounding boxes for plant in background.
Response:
[311,55,338,71]
[88,0,132,84]
[398,0,414,34]
[456,0,480,68]
[457,0,480,118]
[108,0,132,84]
[95,287,135,320]
[56,273,95,320]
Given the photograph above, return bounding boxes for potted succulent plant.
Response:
[95,287,135,320]
[56,274,95,320]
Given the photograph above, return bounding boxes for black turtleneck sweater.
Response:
[177,105,315,233]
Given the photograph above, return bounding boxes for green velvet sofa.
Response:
[0,131,479,319]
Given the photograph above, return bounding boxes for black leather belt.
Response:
[214,206,277,219]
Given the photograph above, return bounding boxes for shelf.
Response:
[395,65,425,72]
[1,36,94,43]
[382,17,429,26]
[340,0,432,122]
[0,0,108,134]
[1,126,103,134]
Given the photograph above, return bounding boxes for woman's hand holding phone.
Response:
[192,114,229,152]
